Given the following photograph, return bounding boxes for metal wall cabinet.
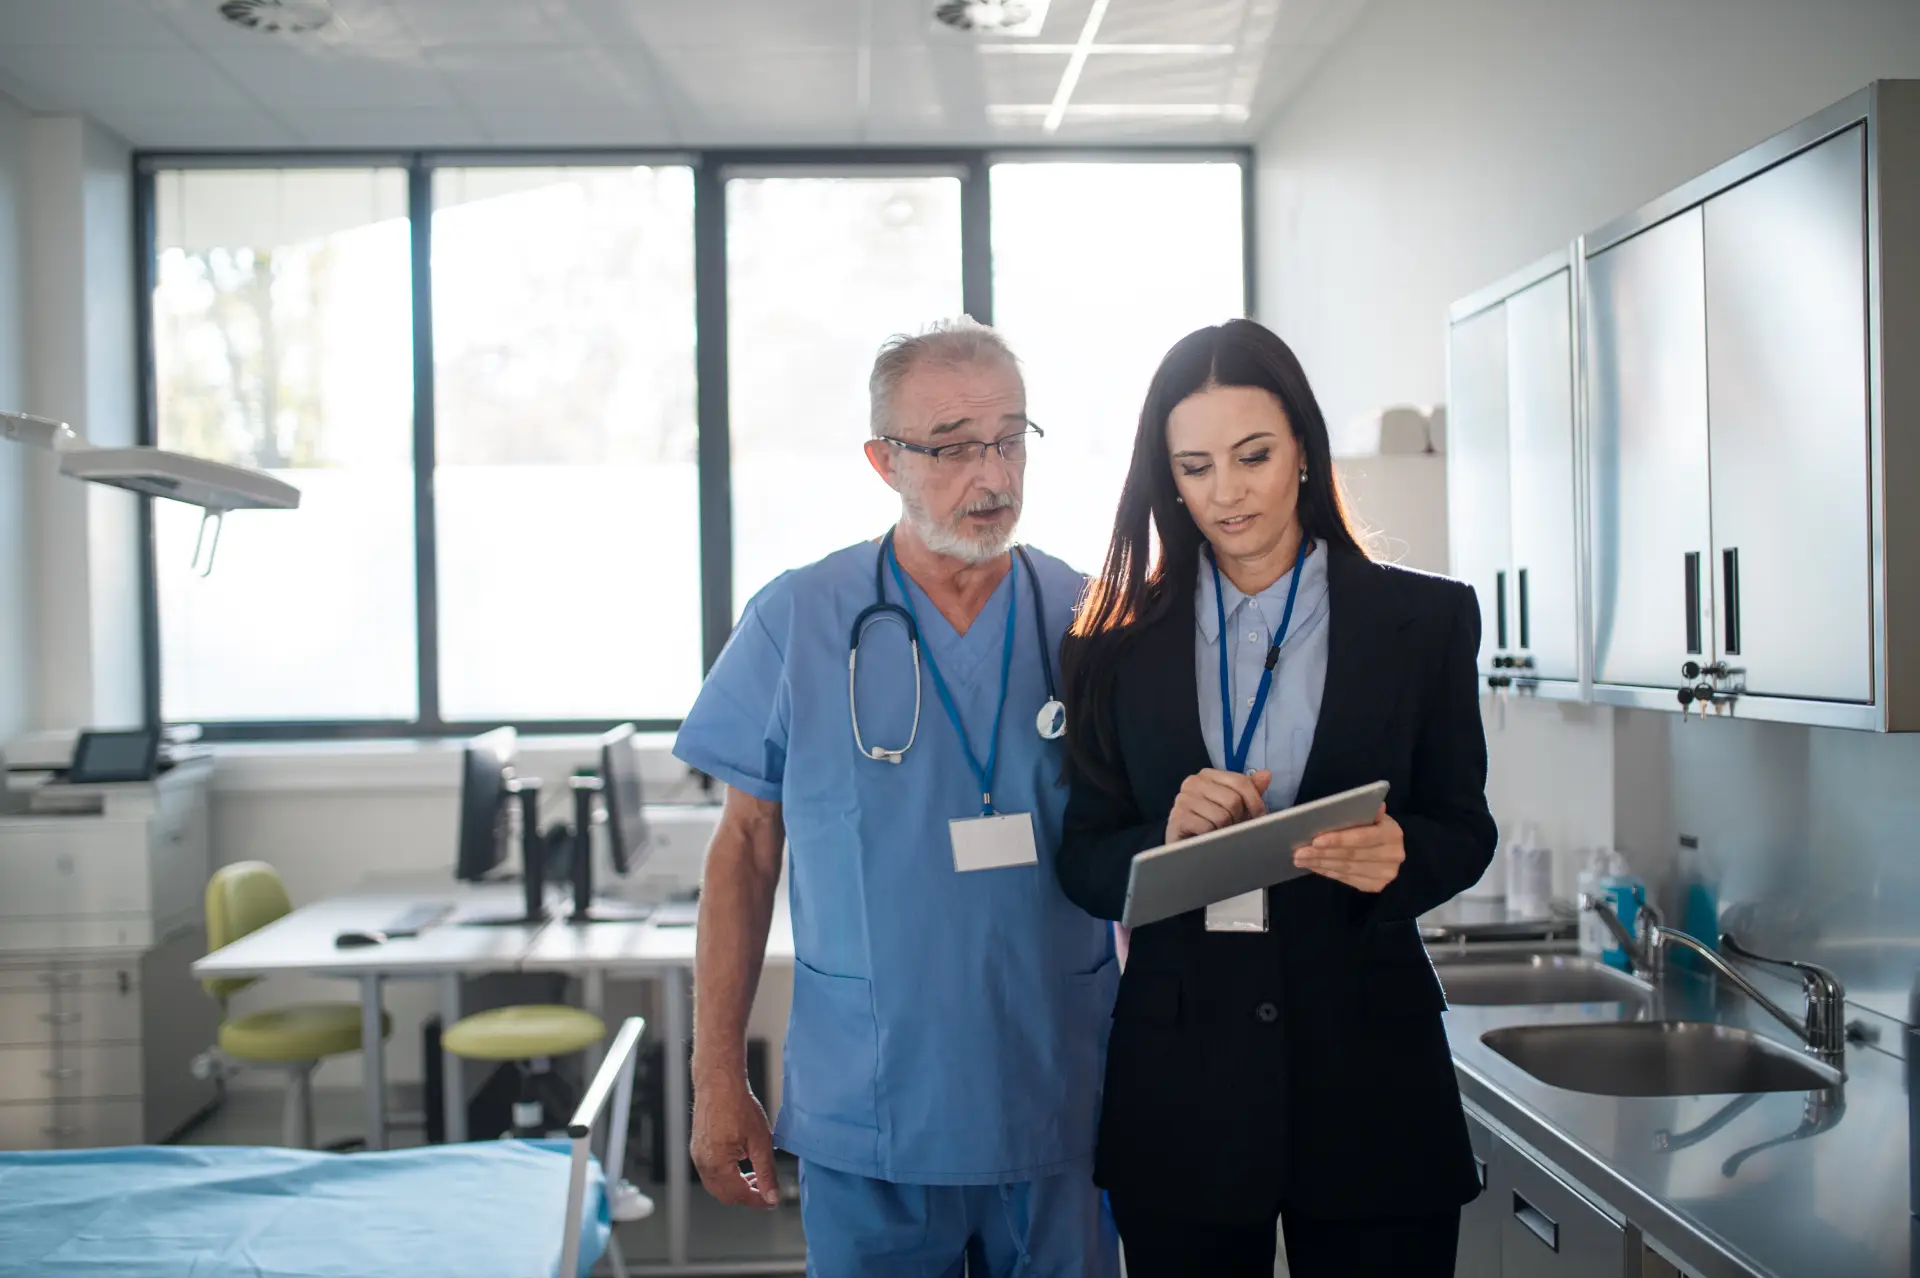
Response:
[1582,80,1920,729]
[0,765,222,1148]
[1499,1136,1636,1278]
[1448,247,1586,699]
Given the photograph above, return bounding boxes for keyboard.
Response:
[382,901,455,937]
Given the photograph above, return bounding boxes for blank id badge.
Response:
[1206,888,1269,933]
[950,812,1039,873]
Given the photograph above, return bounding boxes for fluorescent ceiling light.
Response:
[980,43,1236,55]
[1043,0,1113,133]
[994,103,1252,121]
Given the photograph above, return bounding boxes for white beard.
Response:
[901,488,1021,565]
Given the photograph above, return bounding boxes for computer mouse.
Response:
[334,929,386,948]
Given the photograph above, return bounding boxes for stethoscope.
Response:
[848,530,1065,765]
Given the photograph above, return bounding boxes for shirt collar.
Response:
[1194,539,1325,644]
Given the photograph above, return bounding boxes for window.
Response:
[725,174,965,612]
[152,167,416,723]
[990,161,1247,575]
[140,153,1246,736]
[431,165,698,721]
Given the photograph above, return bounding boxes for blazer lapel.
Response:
[1133,599,1212,809]
[1296,550,1415,803]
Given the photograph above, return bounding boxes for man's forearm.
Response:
[691,797,784,1088]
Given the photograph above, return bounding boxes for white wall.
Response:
[1257,0,1920,865]
[0,93,30,742]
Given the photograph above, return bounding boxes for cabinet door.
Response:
[1458,1110,1503,1277]
[1498,1140,1630,1278]
[1448,302,1513,669]
[1507,268,1581,682]
[1586,209,1713,690]
[1704,125,1873,702]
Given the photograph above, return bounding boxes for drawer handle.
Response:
[36,973,80,987]
[1473,1154,1488,1191]
[43,1067,81,1081]
[1514,1191,1559,1252]
[39,1012,82,1025]
[41,1124,81,1138]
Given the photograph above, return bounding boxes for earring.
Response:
[1175,496,1186,505]
[1299,465,1309,484]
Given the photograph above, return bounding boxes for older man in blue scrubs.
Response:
[675,318,1120,1277]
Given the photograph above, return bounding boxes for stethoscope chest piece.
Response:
[1036,698,1066,741]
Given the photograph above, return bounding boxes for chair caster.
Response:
[609,1179,654,1222]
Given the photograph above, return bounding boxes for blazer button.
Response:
[1255,1001,1279,1024]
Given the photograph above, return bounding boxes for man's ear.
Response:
[864,438,900,491]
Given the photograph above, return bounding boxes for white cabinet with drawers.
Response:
[0,765,222,1148]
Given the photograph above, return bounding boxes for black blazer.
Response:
[1057,547,1497,1224]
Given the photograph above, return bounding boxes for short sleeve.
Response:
[672,589,792,802]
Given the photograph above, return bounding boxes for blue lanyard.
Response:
[887,545,1020,816]
[1210,539,1309,775]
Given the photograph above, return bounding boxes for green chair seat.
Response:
[442,1005,606,1062]
[220,1002,390,1064]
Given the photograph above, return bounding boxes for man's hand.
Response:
[690,1078,781,1209]
[1293,805,1406,893]
[1166,768,1272,843]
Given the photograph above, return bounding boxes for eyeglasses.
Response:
[879,423,1045,467]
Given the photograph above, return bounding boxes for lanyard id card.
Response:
[1206,887,1269,933]
[950,811,1039,872]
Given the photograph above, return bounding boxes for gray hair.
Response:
[868,316,1021,438]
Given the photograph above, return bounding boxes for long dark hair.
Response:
[1062,318,1365,795]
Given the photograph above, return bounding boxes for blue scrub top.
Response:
[674,538,1118,1186]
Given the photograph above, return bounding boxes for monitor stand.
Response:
[458,781,549,927]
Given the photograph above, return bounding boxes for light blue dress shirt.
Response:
[1194,538,1332,811]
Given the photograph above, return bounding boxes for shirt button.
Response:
[1247,631,1259,643]
[1255,1002,1279,1024]
[1246,696,1256,708]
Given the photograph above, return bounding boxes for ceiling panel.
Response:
[429,46,643,111]
[393,0,588,47]
[0,46,255,111]
[1099,0,1250,46]
[97,104,301,149]
[1075,51,1231,106]
[147,0,416,49]
[656,48,858,131]
[569,0,864,51]
[291,105,484,145]
[0,0,183,46]
[465,104,675,146]
[218,44,456,108]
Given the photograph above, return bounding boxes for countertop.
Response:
[1445,966,1914,1278]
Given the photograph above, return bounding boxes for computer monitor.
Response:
[455,727,517,882]
[601,723,650,877]
[568,724,653,922]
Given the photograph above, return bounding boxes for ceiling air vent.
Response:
[217,0,336,35]
[933,0,1050,37]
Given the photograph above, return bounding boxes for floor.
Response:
[179,1087,1291,1276]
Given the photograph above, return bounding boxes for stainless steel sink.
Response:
[1481,1022,1844,1096]
[1436,954,1652,1006]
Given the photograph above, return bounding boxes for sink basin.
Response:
[1438,954,1651,1006]
[1481,1022,1843,1096]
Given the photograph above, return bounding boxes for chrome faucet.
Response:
[1580,894,1847,1062]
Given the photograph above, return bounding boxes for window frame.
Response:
[133,146,1255,742]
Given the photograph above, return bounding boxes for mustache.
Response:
[957,492,1018,517]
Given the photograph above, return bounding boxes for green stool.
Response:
[442,1005,606,1138]
[203,862,392,1148]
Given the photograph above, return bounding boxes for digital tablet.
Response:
[1119,781,1390,929]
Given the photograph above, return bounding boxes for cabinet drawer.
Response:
[1498,1140,1629,1278]
[0,1098,145,1150]
[0,971,140,1046]
[0,1043,144,1103]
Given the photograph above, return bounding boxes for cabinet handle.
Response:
[37,1012,81,1025]
[42,1068,80,1081]
[1517,568,1531,651]
[1513,1191,1560,1252]
[1683,552,1702,655]
[1495,570,1508,650]
[1722,548,1741,656]
[1474,1154,1488,1190]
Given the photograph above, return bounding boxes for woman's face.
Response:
[1166,383,1304,562]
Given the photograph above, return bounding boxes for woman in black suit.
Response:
[1057,318,1496,1277]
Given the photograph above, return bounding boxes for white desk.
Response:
[193,874,800,1277]
[190,875,548,1153]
